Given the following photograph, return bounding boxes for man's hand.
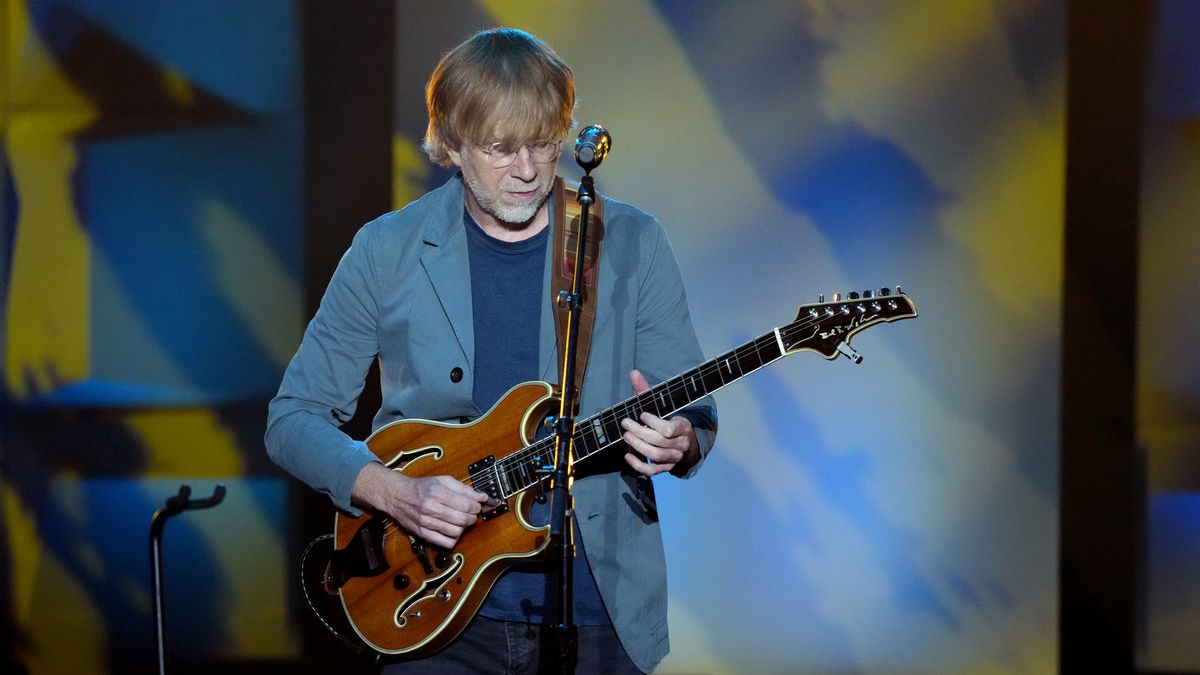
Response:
[351,461,495,549]
[621,369,700,477]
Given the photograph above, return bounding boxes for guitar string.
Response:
[370,302,891,541]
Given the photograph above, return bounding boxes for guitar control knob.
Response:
[435,553,450,569]
[394,574,410,590]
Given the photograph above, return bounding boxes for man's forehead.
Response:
[481,120,545,144]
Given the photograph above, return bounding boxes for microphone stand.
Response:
[546,170,598,675]
[150,483,226,675]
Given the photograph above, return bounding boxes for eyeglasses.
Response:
[476,139,562,168]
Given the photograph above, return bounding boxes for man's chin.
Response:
[494,207,539,226]
[495,193,550,225]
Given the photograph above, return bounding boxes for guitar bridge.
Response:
[480,501,509,521]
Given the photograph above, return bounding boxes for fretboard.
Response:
[481,329,787,499]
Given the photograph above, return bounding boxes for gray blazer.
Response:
[266,175,716,671]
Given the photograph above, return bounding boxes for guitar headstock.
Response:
[780,287,918,362]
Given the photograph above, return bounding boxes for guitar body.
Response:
[334,381,559,656]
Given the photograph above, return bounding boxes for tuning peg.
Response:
[896,285,904,295]
[818,294,825,303]
[879,287,891,296]
[848,291,859,299]
[833,292,841,302]
[863,289,873,298]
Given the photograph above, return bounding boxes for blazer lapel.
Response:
[420,176,474,375]
[538,190,560,384]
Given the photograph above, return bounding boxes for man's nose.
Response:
[508,146,538,180]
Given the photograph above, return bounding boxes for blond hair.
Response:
[423,28,575,166]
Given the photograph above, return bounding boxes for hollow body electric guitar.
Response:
[328,288,918,656]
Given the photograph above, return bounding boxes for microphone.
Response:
[574,124,612,172]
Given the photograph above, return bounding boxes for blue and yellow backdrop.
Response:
[2,1,1197,673]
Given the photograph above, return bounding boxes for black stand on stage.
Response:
[545,125,611,674]
[150,483,226,675]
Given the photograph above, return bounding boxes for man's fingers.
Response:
[637,411,680,437]
[621,424,683,465]
[392,476,497,548]
[629,368,651,394]
[416,527,458,549]
[622,415,685,448]
[433,475,491,501]
[624,451,670,476]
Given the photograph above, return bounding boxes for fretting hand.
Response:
[621,369,700,477]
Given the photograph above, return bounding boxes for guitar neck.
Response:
[482,290,917,498]
[489,329,786,498]
[573,330,786,461]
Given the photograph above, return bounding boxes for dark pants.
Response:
[379,615,644,675]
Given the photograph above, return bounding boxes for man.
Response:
[266,28,716,673]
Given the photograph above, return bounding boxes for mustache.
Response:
[501,182,544,192]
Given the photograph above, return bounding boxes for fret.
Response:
[620,398,641,419]
[630,392,651,420]
[602,414,623,449]
[516,458,534,491]
[756,333,784,364]
[653,385,671,414]
[574,424,601,460]
[662,375,688,411]
[701,360,725,392]
[735,342,764,374]
[589,417,609,445]
[576,417,610,461]
[715,350,743,385]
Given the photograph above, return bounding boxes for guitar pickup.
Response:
[469,454,510,520]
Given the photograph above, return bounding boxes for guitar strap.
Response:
[550,176,603,406]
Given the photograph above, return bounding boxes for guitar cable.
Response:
[300,533,382,664]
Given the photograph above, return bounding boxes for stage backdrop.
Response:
[2,1,1198,673]
[395,1,1062,672]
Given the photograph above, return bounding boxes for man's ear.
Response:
[447,147,463,167]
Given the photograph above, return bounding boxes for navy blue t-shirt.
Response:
[464,210,608,625]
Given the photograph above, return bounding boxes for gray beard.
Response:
[462,171,551,226]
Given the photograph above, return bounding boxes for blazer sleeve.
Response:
[633,220,718,479]
[264,226,382,514]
